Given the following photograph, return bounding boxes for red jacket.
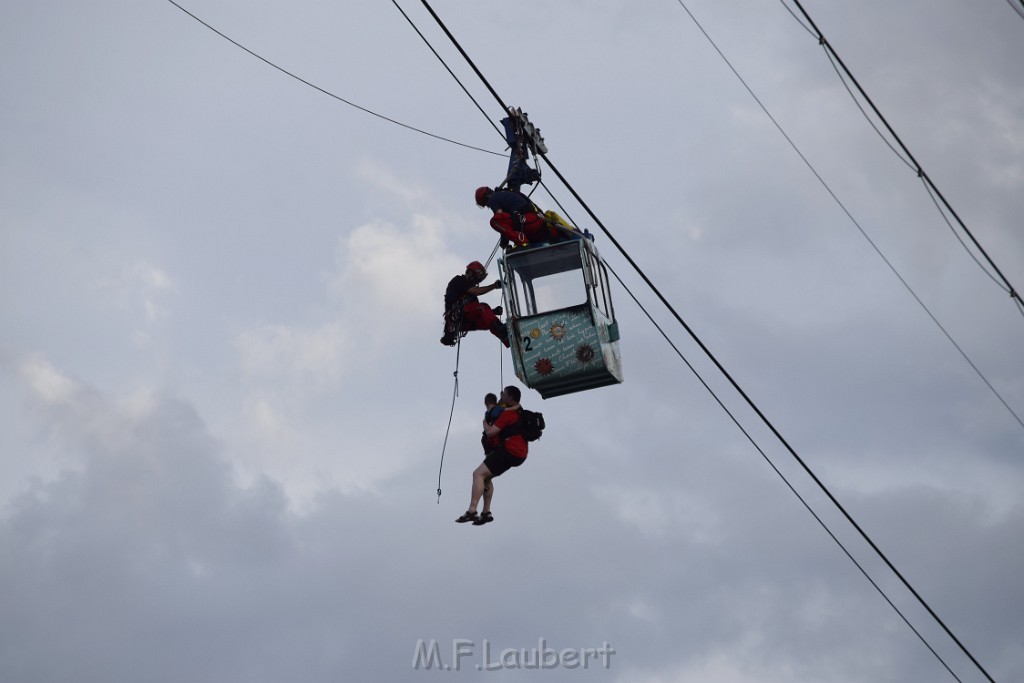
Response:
[491,407,528,458]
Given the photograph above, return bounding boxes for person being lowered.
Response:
[440,261,509,347]
[456,385,529,526]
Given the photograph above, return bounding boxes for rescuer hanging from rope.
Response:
[440,261,509,347]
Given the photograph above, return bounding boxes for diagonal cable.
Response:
[667,0,1023,431]
[414,1,999,680]
[164,0,502,156]
[785,0,1022,322]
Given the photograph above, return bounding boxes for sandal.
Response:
[472,511,493,526]
[455,511,479,523]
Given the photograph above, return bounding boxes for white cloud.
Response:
[325,159,481,321]
[236,321,348,386]
[331,215,454,316]
[244,393,294,441]
[353,158,437,207]
[92,259,177,348]
[20,356,77,404]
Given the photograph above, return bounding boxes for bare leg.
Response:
[469,462,492,513]
[482,476,494,514]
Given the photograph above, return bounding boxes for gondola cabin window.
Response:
[505,246,586,317]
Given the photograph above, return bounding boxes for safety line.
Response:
[483,237,502,271]
[434,236,503,501]
[412,1,998,680]
[436,326,463,503]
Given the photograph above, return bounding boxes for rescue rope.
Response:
[498,333,505,393]
[436,332,462,503]
[487,235,506,391]
[437,237,503,503]
[483,237,501,271]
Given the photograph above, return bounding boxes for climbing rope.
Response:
[436,238,505,502]
[436,329,463,503]
[483,236,502,270]
[498,331,505,392]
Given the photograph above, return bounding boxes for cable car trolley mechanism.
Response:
[499,237,623,399]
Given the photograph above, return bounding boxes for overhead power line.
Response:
[387,0,503,141]
[783,0,1024,322]
[666,1,1024,431]
[408,1,999,681]
[1006,0,1024,21]
[163,0,502,157]
[599,260,964,683]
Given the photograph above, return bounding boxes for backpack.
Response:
[514,408,546,442]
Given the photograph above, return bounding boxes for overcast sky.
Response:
[2,1,1023,681]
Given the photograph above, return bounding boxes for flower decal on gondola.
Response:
[548,322,567,341]
[534,358,555,376]
[575,343,596,365]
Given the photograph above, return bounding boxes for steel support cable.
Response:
[821,48,915,171]
[818,45,1023,314]
[667,1,1024,431]
[387,0,504,140]
[414,1,509,122]
[542,148,998,683]
[785,0,1023,322]
[920,178,1024,317]
[553,170,958,675]
[604,259,963,682]
[414,1,997,680]
[163,0,503,157]
[537,172,963,681]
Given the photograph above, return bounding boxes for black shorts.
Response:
[484,446,526,478]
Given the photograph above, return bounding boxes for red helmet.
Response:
[466,261,486,282]
[474,186,492,207]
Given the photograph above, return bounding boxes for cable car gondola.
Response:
[500,237,623,399]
